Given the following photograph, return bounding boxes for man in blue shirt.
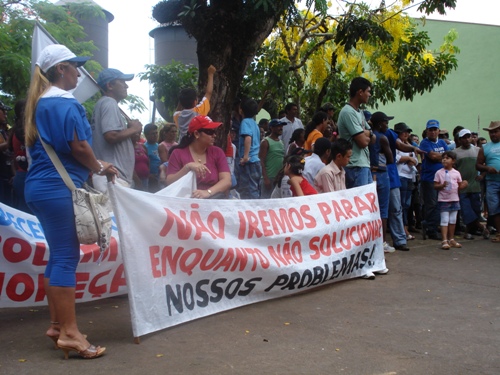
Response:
[419,119,449,240]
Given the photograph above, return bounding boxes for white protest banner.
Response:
[31,21,100,103]
[109,182,386,338]
[0,203,127,308]
[155,170,197,198]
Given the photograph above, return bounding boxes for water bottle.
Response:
[445,170,452,191]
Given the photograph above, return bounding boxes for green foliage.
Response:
[334,15,393,53]
[138,60,199,120]
[417,0,456,15]
[0,0,101,104]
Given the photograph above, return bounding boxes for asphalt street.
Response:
[1,235,499,375]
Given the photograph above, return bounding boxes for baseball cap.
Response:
[0,101,12,111]
[370,111,394,124]
[394,122,412,133]
[268,119,287,127]
[97,68,134,88]
[363,110,372,122]
[188,115,222,133]
[426,119,440,129]
[458,129,471,138]
[36,44,90,73]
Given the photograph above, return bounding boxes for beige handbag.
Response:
[38,136,112,261]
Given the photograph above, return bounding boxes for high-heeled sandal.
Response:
[57,342,106,359]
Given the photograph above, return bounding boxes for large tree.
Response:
[152,0,456,139]
[242,1,459,119]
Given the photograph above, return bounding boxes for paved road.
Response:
[1,236,499,375]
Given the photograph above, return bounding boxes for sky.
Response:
[73,0,500,124]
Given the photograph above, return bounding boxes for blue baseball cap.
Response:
[97,68,134,88]
[268,119,287,127]
[426,119,440,129]
[363,110,372,122]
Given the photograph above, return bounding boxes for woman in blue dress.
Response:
[25,45,117,359]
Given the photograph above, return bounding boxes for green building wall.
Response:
[372,19,500,139]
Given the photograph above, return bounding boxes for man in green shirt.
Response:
[337,77,376,188]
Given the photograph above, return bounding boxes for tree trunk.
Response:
[182,2,291,148]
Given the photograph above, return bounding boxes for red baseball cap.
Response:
[188,115,222,133]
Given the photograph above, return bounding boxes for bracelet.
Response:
[207,189,212,196]
[95,160,104,175]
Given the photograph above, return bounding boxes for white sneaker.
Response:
[383,242,395,253]
[374,268,389,275]
[362,271,376,279]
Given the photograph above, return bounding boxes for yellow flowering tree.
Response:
[242,0,459,119]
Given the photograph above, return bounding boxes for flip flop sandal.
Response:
[491,234,500,243]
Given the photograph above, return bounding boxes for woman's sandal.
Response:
[406,234,416,241]
[441,240,450,250]
[449,239,462,248]
[57,341,106,359]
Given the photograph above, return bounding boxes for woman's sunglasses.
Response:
[199,128,216,136]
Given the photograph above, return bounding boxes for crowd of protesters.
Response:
[2,67,500,274]
[2,46,500,361]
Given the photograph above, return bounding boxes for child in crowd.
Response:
[434,151,468,249]
[144,123,161,192]
[314,138,352,192]
[236,98,261,199]
[285,154,317,196]
[158,123,178,188]
[174,65,216,140]
[132,132,149,191]
[287,128,305,155]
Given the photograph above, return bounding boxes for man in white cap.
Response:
[455,128,489,240]
[91,68,143,191]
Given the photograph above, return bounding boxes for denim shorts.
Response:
[459,192,481,225]
[486,180,500,216]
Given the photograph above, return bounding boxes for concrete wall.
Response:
[55,0,113,69]
[373,19,500,139]
[149,26,198,67]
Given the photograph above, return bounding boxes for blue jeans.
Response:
[421,180,439,234]
[372,171,389,219]
[399,177,413,226]
[459,192,481,225]
[345,167,373,189]
[389,187,407,246]
[236,162,262,199]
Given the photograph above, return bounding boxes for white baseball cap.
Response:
[458,129,471,138]
[36,44,90,73]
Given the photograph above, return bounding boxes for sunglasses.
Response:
[199,128,216,136]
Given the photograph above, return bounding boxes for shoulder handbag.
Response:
[38,136,112,261]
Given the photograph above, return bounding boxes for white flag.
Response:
[31,21,100,103]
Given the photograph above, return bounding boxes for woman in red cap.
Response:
[166,116,231,198]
